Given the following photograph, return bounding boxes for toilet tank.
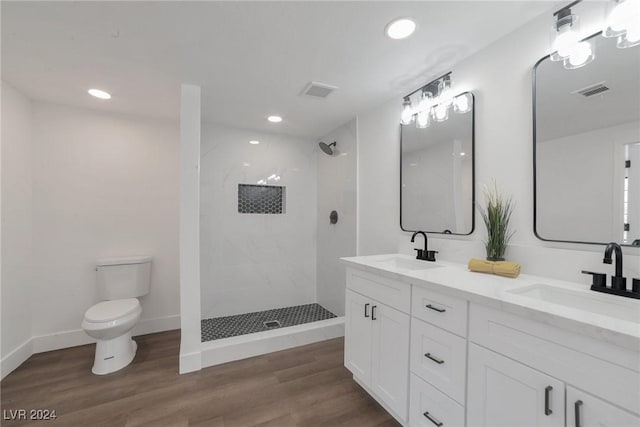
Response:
[96,256,152,300]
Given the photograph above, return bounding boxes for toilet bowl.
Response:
[82,298,142,375]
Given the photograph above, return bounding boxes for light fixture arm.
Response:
[403,71,452,99]
[553,0,583,18]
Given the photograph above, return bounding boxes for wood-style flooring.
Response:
[1,331,400,427]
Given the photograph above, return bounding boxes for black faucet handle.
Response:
[633,278,640,293]
[581,270,607,288]
[414,248,426,260]
[426,250,438,262]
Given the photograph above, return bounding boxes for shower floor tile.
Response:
[201,303,337,342]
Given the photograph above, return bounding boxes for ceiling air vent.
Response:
[300,82,338,99]
[572,82,610,98]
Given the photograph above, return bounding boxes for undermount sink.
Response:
[375,256,442,271]
[508,284,640,323]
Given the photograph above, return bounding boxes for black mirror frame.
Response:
[399,91,476,235]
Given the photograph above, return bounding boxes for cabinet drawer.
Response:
[412,286,467,337]
[411,318,467,404]
[410,373,465,427]
[346,268,410,313]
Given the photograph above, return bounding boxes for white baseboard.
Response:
[201,317,345,369]
[1,314,180,380]
[1,338,34,381]
[179,351,202,374]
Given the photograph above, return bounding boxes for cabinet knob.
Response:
[425,304,446,313]
[425,353,445,365]
[423,411,444,427]
[544,386,553,416]
[574,400,583,427]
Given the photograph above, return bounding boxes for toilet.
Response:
[81,255,152,375]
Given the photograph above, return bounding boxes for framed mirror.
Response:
[533,32,640,246]
[400,92,475,234]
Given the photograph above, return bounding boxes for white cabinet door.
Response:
[467,343,564,427]
[344,289,373,384]
[371,301,410,420]
[567,386,640,427]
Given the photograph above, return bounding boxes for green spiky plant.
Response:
[479,181,515,261]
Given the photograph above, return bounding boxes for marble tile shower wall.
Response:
[200,123,318,319]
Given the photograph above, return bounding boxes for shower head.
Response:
[319,141,337,156]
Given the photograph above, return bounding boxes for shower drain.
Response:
[263,320,281,328]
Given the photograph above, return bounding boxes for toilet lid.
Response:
[84,298,140,323]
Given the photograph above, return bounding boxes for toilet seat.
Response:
[84,298,140,323]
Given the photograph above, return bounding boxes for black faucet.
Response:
[411,231,438,262]
[603,242,626,290]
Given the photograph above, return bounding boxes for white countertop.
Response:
[340,253,640,351]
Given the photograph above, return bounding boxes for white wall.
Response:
[357,7,640,283]
[537,121,640,243]
[200,123,317,319]
[1,81,34,377]
[316,119,357,317]
[30,102,181,347]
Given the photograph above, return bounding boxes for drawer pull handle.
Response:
[364,303,370,318]
[574,400,583,427]
[425,353,445,364]
[544,386,553,415]
[371,305,377,320]
[426,304,446,313]
[423,411,443,427]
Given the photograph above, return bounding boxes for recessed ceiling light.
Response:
[385,18,416,40]
[267,115,283,123]
[249,140,260,145]
[88,88,111,99]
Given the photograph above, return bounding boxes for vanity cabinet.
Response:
[344,270,410,422]
[342,258,640,427]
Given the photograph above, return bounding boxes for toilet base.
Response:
[92,331,138,375]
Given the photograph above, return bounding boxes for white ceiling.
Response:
[2,1,556,138]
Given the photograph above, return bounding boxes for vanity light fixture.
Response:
[400,72,472,127]
[385,18,416,40]
[88,88,111,99]
[267,115,283,123]
[549,1,595,69]
[603,0,640,48]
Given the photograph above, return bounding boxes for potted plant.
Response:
[479,181,515,261]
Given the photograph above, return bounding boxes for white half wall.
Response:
[199,123,317,319]
[1,81,34,378]
[356,5,640,283]
[317,119,357,317]
[179,84,202,374]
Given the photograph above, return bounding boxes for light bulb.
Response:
[553,27,579,58]
[453,93,472,114]
[401,98,414,125]
[418,91,432,113]
[564,41,594,69]
[416,110,430,128]
[433,103,449,122]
